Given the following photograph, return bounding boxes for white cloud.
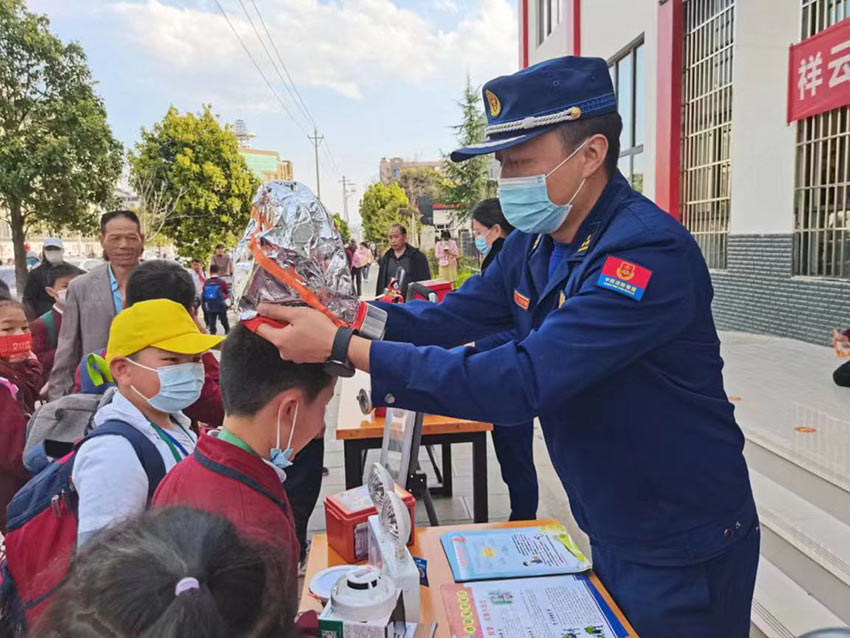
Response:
[434,0,461,12]
[105,0,517,110]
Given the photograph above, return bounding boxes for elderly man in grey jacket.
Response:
[48,211,143,400]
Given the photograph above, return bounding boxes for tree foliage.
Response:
[332,213,351,243]
[359,182,409,244]
[128,105,259,261]
[0,0,123,288]
[397,167,445,209]
[441,75,494,221]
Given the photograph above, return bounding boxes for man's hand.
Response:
[256,303,337,364]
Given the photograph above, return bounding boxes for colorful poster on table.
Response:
[441,574,637,638]
[441,524,590,582]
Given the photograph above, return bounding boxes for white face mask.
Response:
[56,289,67,304]
[270,401,298,470]
[44,250,63,265]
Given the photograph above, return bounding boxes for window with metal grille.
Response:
[794,0,850,278]
[681,0,735,270]
[609,38,646,193]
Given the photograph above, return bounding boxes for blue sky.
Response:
[28,0,518,225]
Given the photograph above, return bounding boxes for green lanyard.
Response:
[217,428,260,457]
[149,422,190,464]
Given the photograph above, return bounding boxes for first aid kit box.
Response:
[325,484,416,563]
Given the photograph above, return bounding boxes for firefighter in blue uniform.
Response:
[257,56,759,636]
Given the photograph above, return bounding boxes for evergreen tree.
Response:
[441,75,494,220]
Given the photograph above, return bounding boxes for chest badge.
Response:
[597,256,653,301]
[513,289,530,311]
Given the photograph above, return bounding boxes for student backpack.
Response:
[0,420,166,636]
[202,278,227,313]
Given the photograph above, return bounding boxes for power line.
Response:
[248,0,318,130]
[246,0,344,180]
[212,0,308,137]
[236,0,312,130]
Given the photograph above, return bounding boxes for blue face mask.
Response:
[130,360,205,413]
[474,235,491,255]
[270,401,298,470]
[497,138,589,235]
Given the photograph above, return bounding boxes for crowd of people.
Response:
[0,211,336,637]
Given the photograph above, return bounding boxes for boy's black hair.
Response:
[47,263,85,288]
[210,264,220,275]
[220,324,332,416]
[100,210,141,235]
[126,260,195,311]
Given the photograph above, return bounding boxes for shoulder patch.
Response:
[513,289,530,311]
[596,256,653,301]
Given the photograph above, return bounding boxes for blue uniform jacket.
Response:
[369,172,756,565]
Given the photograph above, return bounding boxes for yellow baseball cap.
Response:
[106,299,224,363]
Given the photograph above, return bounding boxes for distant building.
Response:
[234,119,294,183]
[379,157,443,184]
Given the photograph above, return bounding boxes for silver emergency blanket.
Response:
[232,181,358,323]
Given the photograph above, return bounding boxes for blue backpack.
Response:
[0,420,166,635]
[202,278,227,312]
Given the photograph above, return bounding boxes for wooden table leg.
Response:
[472,432,488,523]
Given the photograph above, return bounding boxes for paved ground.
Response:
[305,296,850,556]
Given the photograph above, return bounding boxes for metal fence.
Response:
[793,0,850,278]
[681,0,735,269]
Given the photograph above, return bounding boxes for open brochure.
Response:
[441,574,637,638]
[441,524,590,582]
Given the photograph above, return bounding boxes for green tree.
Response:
[0,0,123,289]
[128,105,259,261]
[332,213,351,243]
[359,182,409,244]
[397,167,445,209]
[440,75,493,221]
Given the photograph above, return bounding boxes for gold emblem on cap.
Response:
[569,106,582,120]
[485,90,501,117]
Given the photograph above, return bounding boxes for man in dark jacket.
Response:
[22,238,67,319]
[375,224,431,297]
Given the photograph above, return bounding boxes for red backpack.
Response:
[0,420,166,636]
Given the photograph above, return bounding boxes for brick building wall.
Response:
[711,235,850,346]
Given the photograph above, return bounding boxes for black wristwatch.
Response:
[324,327,356,377]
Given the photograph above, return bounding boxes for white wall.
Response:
[581,0,657,200]
[728,0,798,235]
[528,0,569,65]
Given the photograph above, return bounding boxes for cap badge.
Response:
[485,90,501,117]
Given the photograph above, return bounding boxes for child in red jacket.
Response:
[29,263,84,386]
[153,324,335,599]
[0,298,44,532]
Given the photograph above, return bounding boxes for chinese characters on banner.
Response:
[789,17,850,122]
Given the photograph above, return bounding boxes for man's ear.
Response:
[581,133,610,179]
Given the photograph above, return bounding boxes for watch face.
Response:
[323,359,355,378]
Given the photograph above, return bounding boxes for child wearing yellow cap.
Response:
[72,299,223,547]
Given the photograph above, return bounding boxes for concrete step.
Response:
[751,558,846,638]
[750,469,850,624]
[744,432,850,528]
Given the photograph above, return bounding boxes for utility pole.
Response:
[340,176,356,222]
[308,127,324,201]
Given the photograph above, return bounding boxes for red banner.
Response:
[788,17,850,122]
